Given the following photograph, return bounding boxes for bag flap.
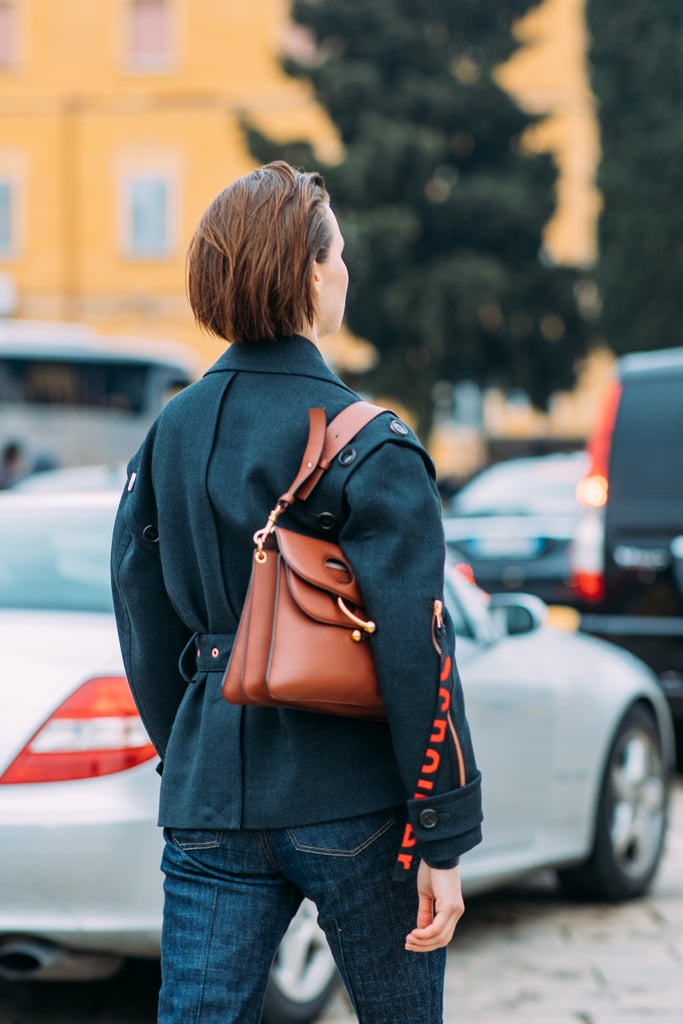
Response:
[275,527,364,606]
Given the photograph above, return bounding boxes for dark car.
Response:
[443,451,588,605]
[570,346,683,746]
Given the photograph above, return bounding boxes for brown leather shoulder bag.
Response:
[222,402,386,718]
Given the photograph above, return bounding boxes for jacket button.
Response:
[419,808,439,829]
[338,447,357,467]
[317,511,336,530]
[142,524,159,542]
[389,419,409,436]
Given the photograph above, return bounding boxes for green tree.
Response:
[246,0,588,439]
[587,0,683,355]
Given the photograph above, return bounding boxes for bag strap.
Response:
[294,402,387,502]
[278,407,328,505]
[253,401,387,552]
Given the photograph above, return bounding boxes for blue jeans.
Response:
[158,805,446,1023]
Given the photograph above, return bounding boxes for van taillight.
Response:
[571,379,622,602]
[570,506,606,603]
[576,474,608,509]
[576,379,622,509]
[572,570,604,602]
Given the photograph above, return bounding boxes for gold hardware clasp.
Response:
[431,599,444,655]
[337,597,376,635]
[433,599,444,630]
[253,501,287,553]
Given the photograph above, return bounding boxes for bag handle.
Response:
[253,402,387,552]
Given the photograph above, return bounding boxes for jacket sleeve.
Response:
[110,438,193,760]
[339,437,483,869]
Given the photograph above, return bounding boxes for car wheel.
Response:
[559,704,669,901]
[262,899,340,1024]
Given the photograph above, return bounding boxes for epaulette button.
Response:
[389,419,409,436]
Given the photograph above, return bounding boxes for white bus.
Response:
[0,320,198,471]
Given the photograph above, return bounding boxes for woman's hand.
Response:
[404,861,465,952]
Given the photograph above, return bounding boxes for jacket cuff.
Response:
[421,853,460,870]
[407,771,483,861]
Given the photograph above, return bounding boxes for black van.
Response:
[570,347,683,746]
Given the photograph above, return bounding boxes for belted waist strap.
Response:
[179,632,235,680]
[195,633,235,672]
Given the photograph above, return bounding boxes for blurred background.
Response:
[1,0,678,480]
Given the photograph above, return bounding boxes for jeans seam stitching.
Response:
[286,816,395,857]
[195,885,218,1024]
[176,841,220,850]
[329,916,361,1020]
[260,830,282,872]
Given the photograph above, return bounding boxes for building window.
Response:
[126,0,173,70]
[0,179,15,255]
[123,175,173,258]
[0,2,17,69]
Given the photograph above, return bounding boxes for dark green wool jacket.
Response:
[110,334,482,869]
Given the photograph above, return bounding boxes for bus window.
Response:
[0,321,198,470]
[1,359,150,413]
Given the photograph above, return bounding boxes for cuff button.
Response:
[419,808,439,829]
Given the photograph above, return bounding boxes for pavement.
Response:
[320,779,683,1024]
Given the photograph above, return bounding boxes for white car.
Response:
[0,490,675,1023]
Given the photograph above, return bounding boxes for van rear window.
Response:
[610,378,683,497]
[0,358,149,414]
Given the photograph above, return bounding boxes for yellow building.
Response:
[0,0,602,424]
[497,0,600,269]
[0,0,339,369]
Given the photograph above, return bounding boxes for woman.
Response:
[111,161,482,1024]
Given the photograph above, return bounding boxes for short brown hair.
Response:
[186,161,332,344]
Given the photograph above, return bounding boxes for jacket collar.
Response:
[205,334,352,391]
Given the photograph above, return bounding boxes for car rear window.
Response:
[0,504,115,612]
[449,453,586,516]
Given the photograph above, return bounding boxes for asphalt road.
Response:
[0,781,681,1024]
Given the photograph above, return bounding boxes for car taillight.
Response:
[0,676,156,785]
[453,562,477,586]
